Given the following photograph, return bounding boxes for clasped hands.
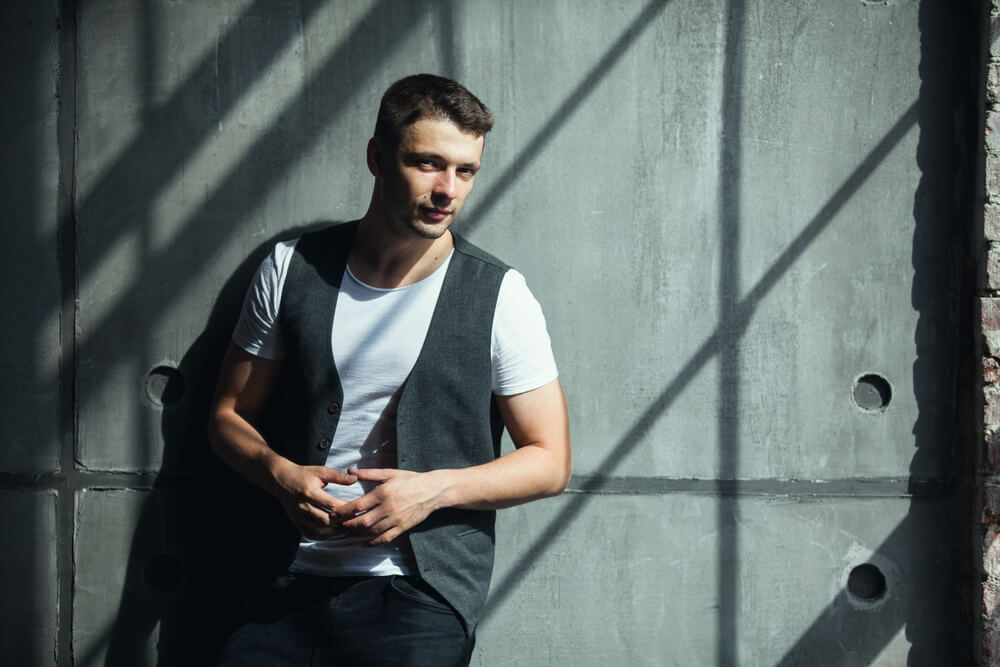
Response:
[272,460,441,545]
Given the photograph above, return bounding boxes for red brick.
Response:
[988,358,1000,385]
[987,204,1000,241]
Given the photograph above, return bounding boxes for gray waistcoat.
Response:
[274,221,508,633]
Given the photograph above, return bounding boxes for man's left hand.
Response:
[335,468,442,546]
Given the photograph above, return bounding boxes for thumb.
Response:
[349,467,394,483]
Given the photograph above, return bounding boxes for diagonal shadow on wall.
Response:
[459,0,673,235]
[48,0,437,471]
[68,0,330,284]
[480,99,921,631]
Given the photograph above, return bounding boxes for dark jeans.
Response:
[216,573,474,667]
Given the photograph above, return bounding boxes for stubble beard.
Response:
[396,204,454,240]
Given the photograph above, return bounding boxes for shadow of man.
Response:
[103,223,331,667]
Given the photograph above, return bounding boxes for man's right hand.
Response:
[271,459,357,540]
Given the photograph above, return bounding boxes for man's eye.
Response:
[458,168,476,178]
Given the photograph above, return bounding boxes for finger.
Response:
[339,507,390,535]
[298,501,336,527]
[367,524,403,546]
[282,501,337,539]
[316,466,358,486]
[336,486,383,519]
[349,467,396,482]
[301,488,338,514]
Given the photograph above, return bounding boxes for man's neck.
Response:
[348,216,454,289]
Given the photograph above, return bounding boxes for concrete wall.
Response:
[1,0,981,664]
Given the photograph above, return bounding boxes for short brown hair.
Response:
[374,74,493,150]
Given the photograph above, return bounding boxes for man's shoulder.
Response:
[294,221,358,255]
[281,221,356,290]
[451,232,510,274]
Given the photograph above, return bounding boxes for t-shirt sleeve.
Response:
[231,239,297,359]
[491,269,559,396]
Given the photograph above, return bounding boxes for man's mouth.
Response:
[422,207,452,221]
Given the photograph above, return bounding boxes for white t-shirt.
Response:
[232,236,558,577]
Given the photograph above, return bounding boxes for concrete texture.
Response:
[73,489,159,666]
[469,0,943,482]
[480,493,954,666]
[0,490,58,666]
[0,0,62,473]
[0,0,981,664]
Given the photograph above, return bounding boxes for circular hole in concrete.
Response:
[852,373,891,412]
[146,365,185,407]
[144,553,183,594]
[847,563,886,603]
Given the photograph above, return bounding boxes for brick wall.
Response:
[983,5,1000,663]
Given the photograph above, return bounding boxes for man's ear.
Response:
[366,138,382,178]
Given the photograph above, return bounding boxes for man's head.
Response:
[367,75,493,240]
[373,74,493,153]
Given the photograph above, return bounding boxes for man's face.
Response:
[373,117,485,240]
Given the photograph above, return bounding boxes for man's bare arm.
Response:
[208,342,356,539]
[339,378,572,545]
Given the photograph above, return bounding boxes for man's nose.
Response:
[433,169,457,200]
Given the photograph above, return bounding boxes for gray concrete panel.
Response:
[0,490,58,666]
[73,489,159,666]
[477,492,953,666]
[465,0,941,481]
[0,0,62,472]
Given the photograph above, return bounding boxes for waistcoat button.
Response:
[317,438,330,450]
[327,402,340,414]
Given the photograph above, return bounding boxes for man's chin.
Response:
[409,219,453,240]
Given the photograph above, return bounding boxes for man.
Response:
[208,74,571,666]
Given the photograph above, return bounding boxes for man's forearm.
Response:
[208,410,289,496]
[427,444,571,512]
